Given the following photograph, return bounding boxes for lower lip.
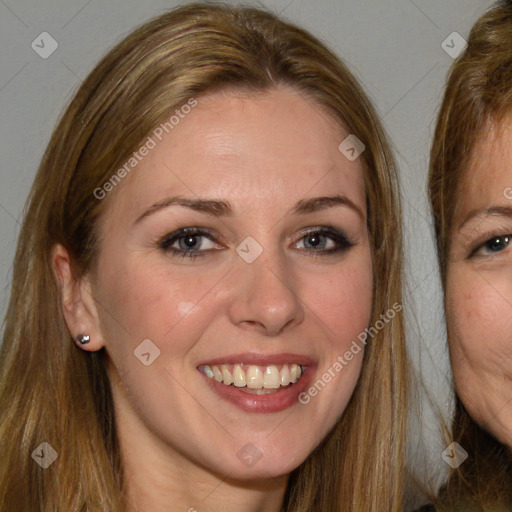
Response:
[200,367,315,413]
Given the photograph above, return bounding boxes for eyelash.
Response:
[156,226,355,260]
[469,233,512,258]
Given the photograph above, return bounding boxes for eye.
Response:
[156,225,354,261]
[294,227,354,254]
[157,227,222,259]
[471,234,512,257]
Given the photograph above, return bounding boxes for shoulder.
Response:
[412,505,436,512]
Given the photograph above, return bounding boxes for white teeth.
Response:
[221,364,233,385]
[290,364,301,384]
[200,362,305,389]
[263,365,280,389]
[240,387,279,395]
[246,366,264,389]
[212,365,223,382]
[280,364,290,386]
[233,364,246,387]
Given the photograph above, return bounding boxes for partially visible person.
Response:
[429,1,512,509]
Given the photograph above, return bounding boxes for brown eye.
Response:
[486,236,510,253]
[473,234,512,257]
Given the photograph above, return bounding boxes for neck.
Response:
[121,433,288,512]
[123,461,288,512]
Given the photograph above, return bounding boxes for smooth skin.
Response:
[447,115,512,450]
[53,86,373,512]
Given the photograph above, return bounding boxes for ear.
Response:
[51,243,105,352]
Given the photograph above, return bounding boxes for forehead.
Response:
[102,87,366,226]
[456,115,512,218]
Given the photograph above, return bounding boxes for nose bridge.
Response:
[228,235,304,334]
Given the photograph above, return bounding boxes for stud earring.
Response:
[76,334,90,345]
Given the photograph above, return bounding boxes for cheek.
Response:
[321,253,373,343]
[304,250,373,372]
[447,267,512,377]
[95,257,227,361]
[96,243,373,384]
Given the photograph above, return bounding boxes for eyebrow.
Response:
[134,194,365,225]
[458,206,512,231]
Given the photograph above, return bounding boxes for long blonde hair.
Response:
[428,1,512,509]
[0,3,407,510]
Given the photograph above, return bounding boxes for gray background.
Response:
[0,0,495,499]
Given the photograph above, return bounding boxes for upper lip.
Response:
[197,352,316,367]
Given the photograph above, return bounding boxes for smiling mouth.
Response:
[198,363,305,395]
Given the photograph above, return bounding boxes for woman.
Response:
[0,3,408,511]
[429,0,512,509]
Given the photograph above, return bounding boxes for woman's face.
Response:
[447,114,512,448]
[85,87,373,481]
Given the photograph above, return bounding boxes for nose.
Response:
[226,245,305,336]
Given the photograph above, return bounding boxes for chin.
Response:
[224,457,304,482]
[200,439,313,482]
[241,440,312,479]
